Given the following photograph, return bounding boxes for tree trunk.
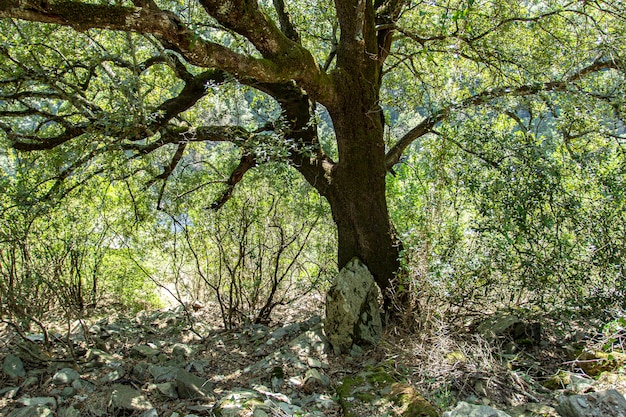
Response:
[323,73,402,311]
[327,172,402,310]
[276,58,403,314]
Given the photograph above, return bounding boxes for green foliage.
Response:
[1,0,626,327]
[150,161,336,327]
[99,248,163,312]
[0,157,163,331]
[0,13,336,326]
[602,316,626,353]
[389,92,626,314]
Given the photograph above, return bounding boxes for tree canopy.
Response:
[1,0,625,313]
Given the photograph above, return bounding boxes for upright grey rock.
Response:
[324,258,382,354]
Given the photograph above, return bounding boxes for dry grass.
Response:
[379,317,539,409]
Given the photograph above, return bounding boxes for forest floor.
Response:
[1,293,626,416]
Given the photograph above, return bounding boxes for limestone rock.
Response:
[289,323,329,356]
[111,384,153,411]
[73,377,94,394]
[148,365,179,382]
[324,258,382,353]
[88,324,101,335]
[155,382,179,399]
[0,386,19,399]
[556,389,626,417]
[99,368,125,383]
[85,348,117,365]
[52,368,80,385]
[477,314,541,346]
[16,397,57,409]
[507,403,559,417]
[307,357,324,368]
[3,354,26,378]
[6,406,53,417]
[567,374,594,393]
[303,369,330,390]
[131,345,161,358]
[175,369,213,399]
[59,387,75,398]
[269,322,301,341]
[214,389,265,417]
[172,343,193,358]
[140,408,159,417]
[275,401,304,415]
[444,402,512,417]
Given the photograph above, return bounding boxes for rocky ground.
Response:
[1,296,626,417]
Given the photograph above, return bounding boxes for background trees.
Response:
[0,0,625,326]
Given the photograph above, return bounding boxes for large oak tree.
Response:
[1,0,624,311]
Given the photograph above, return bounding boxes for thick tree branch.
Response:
[272,0,300,43]
[375,0,405,64]
[150,69,226,128]
[151,142,187,183]
[0,1,300,85]
[210,153,257,210]
[6,125,88,151]
[193,126,252,144]
[198,0,291,57]
[337,0,366,41]
[119,126,249,157]
[334,0,371,67]
[194,0,335,103]
[249,80,335,196]
[3,63,225,152]
[0,0,336,105]
[385,114,441,169]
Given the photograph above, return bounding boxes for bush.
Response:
[389,101,626,317]
[153,165,336,328]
